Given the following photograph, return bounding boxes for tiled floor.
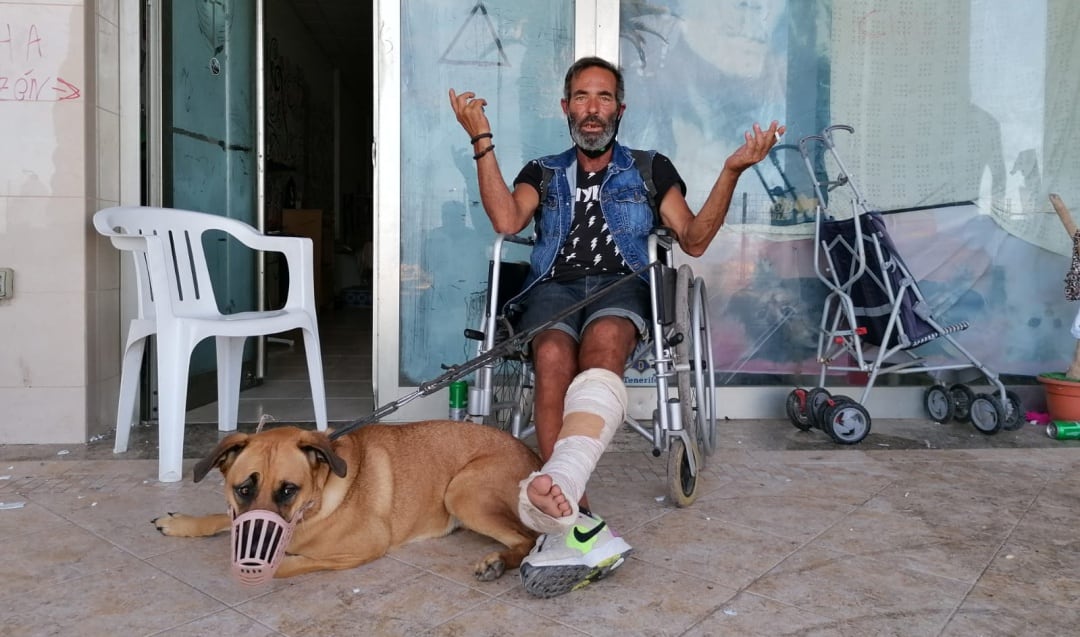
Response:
[1,308,1078,636]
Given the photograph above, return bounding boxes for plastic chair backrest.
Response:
[94,206,278,322]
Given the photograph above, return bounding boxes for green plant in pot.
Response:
[1037,193,1080,421]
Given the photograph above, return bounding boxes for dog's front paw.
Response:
[473,553,506,582]
[152,512,188,536]
[152,512,230,538]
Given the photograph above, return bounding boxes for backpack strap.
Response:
[538,164,555,217]
[629,149,660,226]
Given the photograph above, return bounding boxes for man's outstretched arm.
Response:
[661,121,785,257]
[449,89,539,234]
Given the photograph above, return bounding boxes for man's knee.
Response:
[532,330,577,372]
[580,316,639,369]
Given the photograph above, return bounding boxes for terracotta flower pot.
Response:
[1037,372,1080,421]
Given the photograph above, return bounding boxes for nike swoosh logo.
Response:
[573,520,607,544]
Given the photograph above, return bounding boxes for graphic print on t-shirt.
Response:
[550,166,628,280]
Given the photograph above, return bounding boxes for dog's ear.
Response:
[193,433,250,483]
[299,433,348,478]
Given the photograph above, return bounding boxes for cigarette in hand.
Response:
[774,131,782,143]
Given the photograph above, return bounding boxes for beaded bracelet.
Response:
[470,132,493,144]
[473,144,495,160]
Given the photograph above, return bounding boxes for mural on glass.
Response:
[399,0,574,385]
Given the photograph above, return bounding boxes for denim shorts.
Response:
[516,273,650,342]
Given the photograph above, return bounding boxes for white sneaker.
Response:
[519,511,632,598]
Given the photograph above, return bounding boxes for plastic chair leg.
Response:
[215,335,246,432]
[301,327,328,431]
[155,337,192,483]
[114,336,147,453]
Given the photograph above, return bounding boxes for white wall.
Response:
[0,0,130,444]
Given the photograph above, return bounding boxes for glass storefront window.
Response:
[398,1,574,385]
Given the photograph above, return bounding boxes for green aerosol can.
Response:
[1046,421,1080,440]
[448,380,469,421]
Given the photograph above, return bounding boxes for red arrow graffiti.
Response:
[54,77,80,100]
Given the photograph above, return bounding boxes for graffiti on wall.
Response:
[0,22,81,101]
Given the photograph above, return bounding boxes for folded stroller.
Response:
[785,125,1022,444]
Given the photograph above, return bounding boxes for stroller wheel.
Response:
[823,401,871,444]
[969,394,1005,434]
[1002,390,1025,431]
[786,388,812,431]
[949,384,975,422]
[806,388,832,429]
[924,385,955,424]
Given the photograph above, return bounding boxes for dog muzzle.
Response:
[230,504,308,586]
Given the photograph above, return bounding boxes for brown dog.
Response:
[153,420,541,581]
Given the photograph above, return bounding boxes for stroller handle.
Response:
[823,124,854,139]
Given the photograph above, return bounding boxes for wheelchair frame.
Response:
[465,229,718,507]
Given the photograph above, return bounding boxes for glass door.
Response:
[151,0,260,406]
[374,0,576,418]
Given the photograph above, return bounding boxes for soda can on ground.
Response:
[1046,421,1080,440]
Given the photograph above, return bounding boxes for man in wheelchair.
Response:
[450,56,783,597]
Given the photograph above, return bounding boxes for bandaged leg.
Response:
[518,368,627,534]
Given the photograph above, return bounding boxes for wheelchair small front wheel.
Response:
[666,438,700,508]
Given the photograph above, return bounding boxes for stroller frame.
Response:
[785,125,1022,443]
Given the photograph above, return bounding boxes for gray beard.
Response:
[569,117,618,152]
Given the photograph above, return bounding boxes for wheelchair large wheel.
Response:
[482,357,534,437]
[666,438,700,508]
[674,265,718,457]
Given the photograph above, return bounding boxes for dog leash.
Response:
[328,260,662,440]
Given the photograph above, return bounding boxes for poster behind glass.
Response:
[621,0,1080,383]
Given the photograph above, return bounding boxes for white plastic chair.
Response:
[94,206,328,482]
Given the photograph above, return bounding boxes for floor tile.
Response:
[746,545,970,633]
[681,591,843,637]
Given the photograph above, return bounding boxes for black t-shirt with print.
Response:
[514,152,685,281]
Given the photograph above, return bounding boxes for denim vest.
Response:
[510,142,656,306]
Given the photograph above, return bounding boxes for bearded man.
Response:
[449,56,782,597]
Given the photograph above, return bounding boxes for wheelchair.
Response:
[463,229,718,507]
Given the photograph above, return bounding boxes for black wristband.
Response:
[473,144,495,160]
[470,132,493,144]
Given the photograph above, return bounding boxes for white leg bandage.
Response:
[518,368,627,534]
